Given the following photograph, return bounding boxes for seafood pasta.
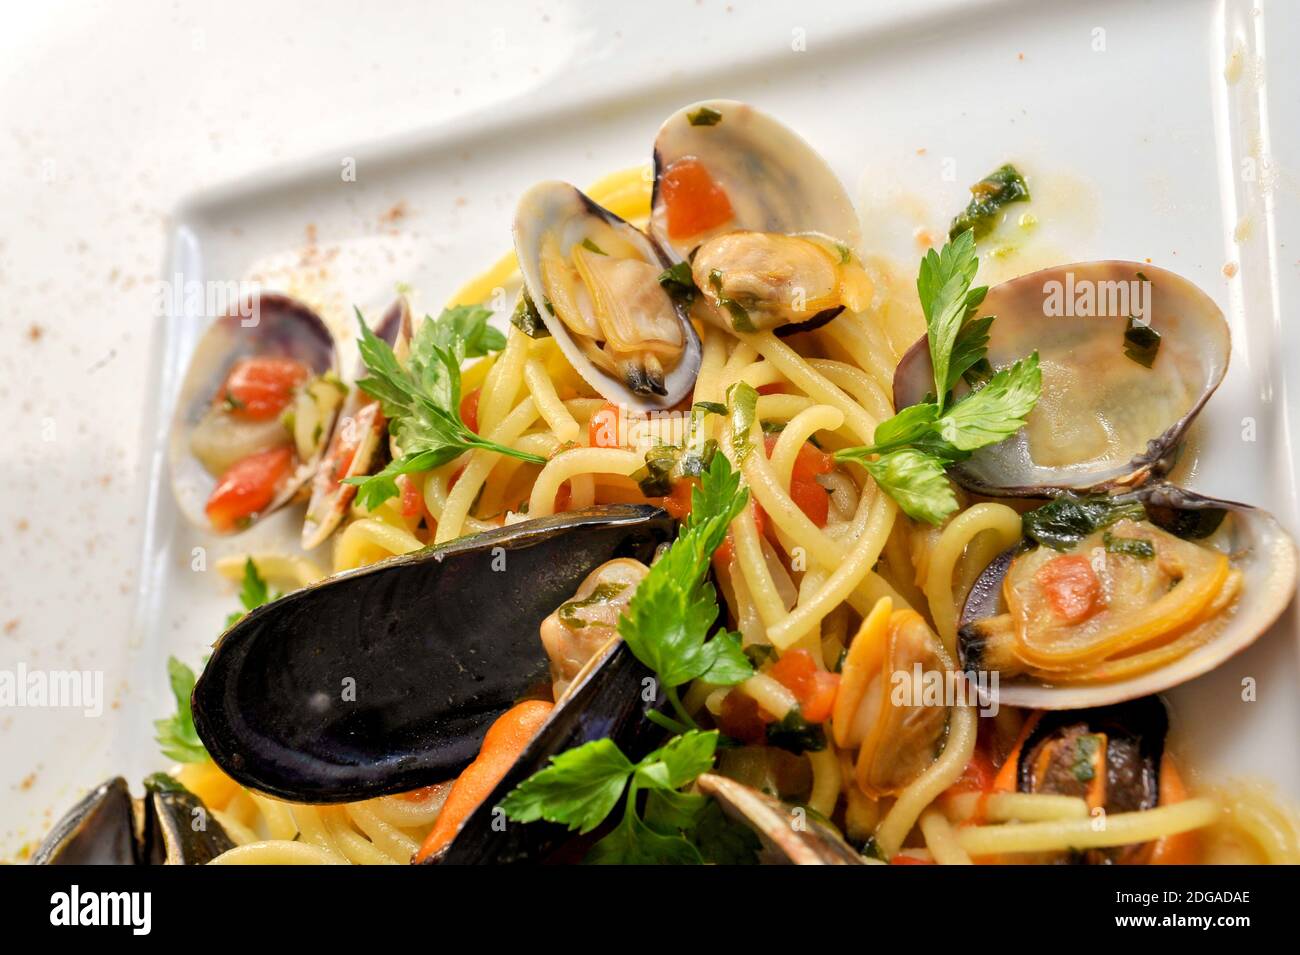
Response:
[32,101,1300,866]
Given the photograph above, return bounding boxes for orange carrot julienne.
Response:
[414,699,554,862]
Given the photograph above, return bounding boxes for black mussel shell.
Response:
[193,504,674,802]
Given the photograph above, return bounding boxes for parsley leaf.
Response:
[224,558,279,627]
[344,308,545,511]
[153,657,207,764]
[861,449,959,525]
[497,738,634,834]
[950,163,1031,241]
[618,454,752,693]
[836,232,1041,525]
[935,352,1041,451]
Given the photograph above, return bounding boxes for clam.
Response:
[959,484,1297,709]
[32,774,234,865]
[893,261,1230,496]
[835,603,954,797]
[301,296,412,549]
[650,99,870,335]
[694,773,865,865]
[169,292,342,534]
[513,181,701,409]
[192,504,674,802]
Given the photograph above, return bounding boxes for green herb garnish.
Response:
[836,231,1042,524]
[687,106,723,127]
[1022,495,1148,551]
[1123,317,1161,368]
[153,657,207,764]
[501,455,758,864]
[224,558,279,628]
[657,261,699,305]
[1071,734,1101,783]
[344,308,544,510]
[1103,531,1155,560]
[950,163,1031,240]
[581,238,606,255]
[511,292,551,339]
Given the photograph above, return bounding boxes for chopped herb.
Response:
[223,393,245,412]
[657,261,700,306]
[1071,734,1101,783]
[558,582,628,629]
[511,292,551,339]
[726,381,759,464]
[949,163,1031,240]
[707,268,755,332]
[692,400,727,417]
[633,444,680,497]
[1022,495,1148,551]
[581,237,606,255]
[760,419,786,435]
[1123,317,1161,368]
[743,643,779,668]
[765,708,827,755]
[224,558,280,627]
[687,106,723,127]
[1103,531,1155,559]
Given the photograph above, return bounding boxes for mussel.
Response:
[650,99,870,335]
[893,261,1230,496]
[513,181,702,408]
[301,296,412,549]
[192,504,673,802]
[33,774,234,865]
[169,292,341,534]
[1010,696,1180,864]
[958,484,1297,709]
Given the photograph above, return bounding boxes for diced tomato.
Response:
[328,418,363,482]
[946,748,998,796]
[216,357,308,420]
[711,502,767,567]
[889,854,935,865]
[769,648,840,723]
[1034,554,1102,624]
[204,446,295,532]
[459,388,481,435]
[757,383,786,396]
[660,158,734,241]
[651,478,698,521]
[554,480,572,513]
[448,466,465,491]
[398,474,425,519]
[716,689,769,744]
[763,434,834,527]
[589,401,623,449]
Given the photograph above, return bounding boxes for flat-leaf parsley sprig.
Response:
[345,305,544,510]
[836,229,1042,524]
[499,454,761,864]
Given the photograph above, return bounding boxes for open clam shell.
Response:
[958,484,1297,709]
[168,292,339,534]
[894,261,1230,496]
[301,296,412,549]
[695,773,865,865]
[513,181,702,409]
[650,99,860,260]
[192,504,673,802]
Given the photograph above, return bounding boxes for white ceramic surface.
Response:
[2,0,1298,858]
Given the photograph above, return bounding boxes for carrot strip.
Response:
[413,699,554,862]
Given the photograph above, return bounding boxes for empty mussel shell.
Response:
[192,504,674,802]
